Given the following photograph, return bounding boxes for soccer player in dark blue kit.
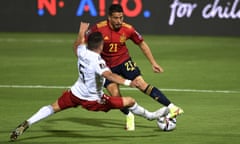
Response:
[87,4,184,130]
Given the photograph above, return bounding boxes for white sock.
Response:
[129,103,154,120]
[27,105,54,125]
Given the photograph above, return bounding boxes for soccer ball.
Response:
[157,117,177,131]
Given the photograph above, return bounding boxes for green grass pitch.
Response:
[0,33,240,144]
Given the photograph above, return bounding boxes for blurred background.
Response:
[0,0,239,36]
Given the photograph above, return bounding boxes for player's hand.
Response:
[152,64,164,73]
[79,22,90,35]
[129,80,139,88]
[76,22,90,45]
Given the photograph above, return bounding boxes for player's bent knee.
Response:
[133,76,148,91]
[51,101,61,113]
[122,97,135,107]
[128,97,135,106]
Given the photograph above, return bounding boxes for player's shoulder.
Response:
[96,20,108,28]
[122,22,134,29]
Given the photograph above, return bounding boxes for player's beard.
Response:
[113,23,122,30]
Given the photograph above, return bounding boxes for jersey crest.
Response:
[120,34,126,43]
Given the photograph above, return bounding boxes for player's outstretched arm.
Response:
[102,71,137,87]
[73,22,89,56]
[138,41,164,73]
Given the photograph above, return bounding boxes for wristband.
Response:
[124,80,131,86]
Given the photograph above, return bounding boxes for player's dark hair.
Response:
[87,32,103,50]
[108,4,123,16]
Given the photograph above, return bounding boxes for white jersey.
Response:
[71,44,110,101]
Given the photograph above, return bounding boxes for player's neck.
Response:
[91,49,101,54]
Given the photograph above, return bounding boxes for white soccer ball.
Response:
[157,117,177,131]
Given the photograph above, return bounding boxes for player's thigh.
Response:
[57,90,79,110]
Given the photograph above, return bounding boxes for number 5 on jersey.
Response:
[79,64,85,83]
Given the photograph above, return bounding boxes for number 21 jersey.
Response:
[88,20,143,68]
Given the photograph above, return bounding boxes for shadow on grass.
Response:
[45,117,155,129]
[14,117,157,142]
[46,117,125,128]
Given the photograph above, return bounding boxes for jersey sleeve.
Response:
[95,57,110,75]
[129,27,144,45]
[76,44,87,57]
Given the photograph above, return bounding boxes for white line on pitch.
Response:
[0,38,72,43]
[0,85,70,89]
[0,85,239,94]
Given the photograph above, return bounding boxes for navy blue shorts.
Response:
[104,58,141,87]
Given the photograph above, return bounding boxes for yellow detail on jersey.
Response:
[120,34,126,43]
[97,20,108,28]
[122,23,133,29]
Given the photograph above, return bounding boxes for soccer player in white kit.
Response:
[10,22,169,141]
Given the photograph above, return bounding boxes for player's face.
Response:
[108,12,124,30]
